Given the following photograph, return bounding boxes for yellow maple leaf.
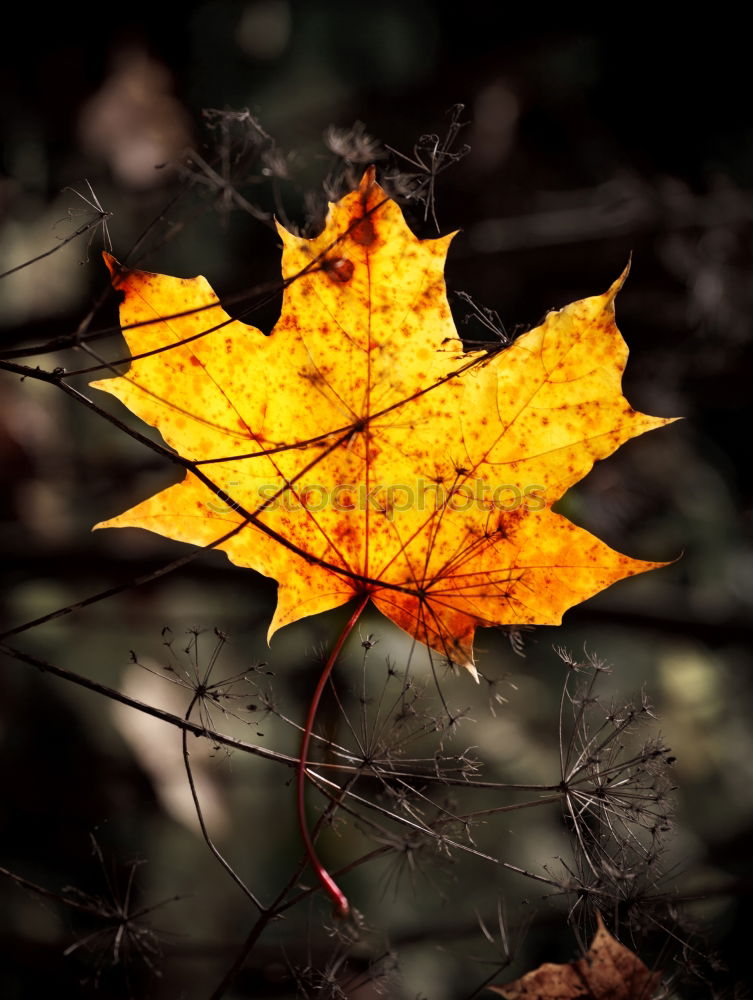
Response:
[93,169,675,675]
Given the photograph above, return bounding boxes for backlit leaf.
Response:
[93,169,675,674]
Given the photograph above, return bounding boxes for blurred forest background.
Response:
[2,5,752,998]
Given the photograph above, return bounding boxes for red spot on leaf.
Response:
[324,258,354,283]
[350,218,375,246]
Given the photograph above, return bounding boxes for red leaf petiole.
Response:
[296,593,370,917]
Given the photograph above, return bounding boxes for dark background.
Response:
[2,5,752,998]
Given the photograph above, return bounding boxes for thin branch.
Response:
[0,864,108,917]
[0,217,109,281]
[0,639,563,791]
[0,641,292,766]
[0,525,246,640]
[181,693,264,910]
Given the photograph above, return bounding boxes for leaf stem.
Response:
[297,593,370,917]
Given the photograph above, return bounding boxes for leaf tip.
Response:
[102,250,122,276]
[266,618,280,647]
[102,251,132,293]
[605,256,632,302]
[462,658,480,683]
[359,164,377,191]
[274,217,294,243]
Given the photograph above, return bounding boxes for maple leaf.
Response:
[92,169,674,675]
[487,912,663,999]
